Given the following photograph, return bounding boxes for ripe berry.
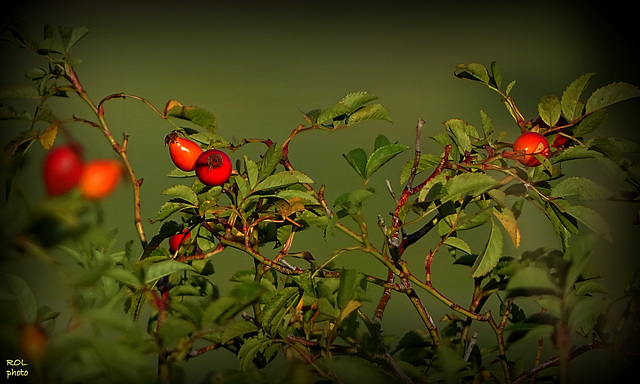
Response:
[194,149,232,186]
[79,159,122,200]
[533,116,570,148]
[20,323,46,362]
[513,132,550,167]
[169,229,191,253]
[42,144,84,196]
[165,131,203,172]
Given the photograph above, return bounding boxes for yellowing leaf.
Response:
[40,121,59,150]
[492,207,521,248]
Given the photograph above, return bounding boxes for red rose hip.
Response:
[194,149,232,186]
[513,132,550,167]
[42,144,84,196]
[165,131,203,172]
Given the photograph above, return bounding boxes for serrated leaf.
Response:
[565,205,612,242]
[258,143,282,182]
[373,134,391,150]
[261,287,299,332]
[445,172,497,202]
[573,108,607,137]
[161,184,198,205]
[39,121,59,150]
[152,201,193,222]
[347,104,392,125]
[343,148,367,178]
[400,153,441,185]
[334,189,375,210]
[480,110,494,137]
[337,269,358,310]
[471,218,503,278]
[492,207,521,248]
[58,25,89,53]
[243,155,259,189]
[365,143,408,179]
[561,73,595,120]
[254,170,313,192]
[538,95,561,127]
[166,103,217,133]
[340,92,378,111]
[506,266,558,297]
[443,237,472,255]
[145,260,193,284]
[221,320,259,344]
[551,146,601,163]
[490,61,502,89]
[551,177,611,200]
[586,82,640,113]
[317,103,351,125]
[454,63,490,84]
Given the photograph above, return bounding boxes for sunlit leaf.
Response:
[537,95,561,127]
[347,103,392,125]
[454,63,490,84]
[471,218,503,278]
[586,82,640,113]
[343,147,367,178]
[39,120,58,149]
[492,207,521,248]
[161,184,198,205]
[145,260,193,283]
[561,73,595,120]
[443,236,472,255]
[340,91,378,111]
[365,143,409,179]
[254,170,313,192]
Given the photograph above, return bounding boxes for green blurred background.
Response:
[1,0,639,382]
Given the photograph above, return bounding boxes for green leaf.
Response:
[551,145,601,163]
[254,170,313,192]
[586,82,640,113]
[454,63,490,84]
[202,282,264,325]
[506,266,559,297]
[152,201,194,222]
[551,177,611,200]
[334,189,375,210]
[244,155,259,189]
[365,143,409,179]
[221,320,259,344]
[340,92,378,111]
[347,103,392,125]
[537,95,561,127]
[561,73,595,120]
[104,269,142,288]
[5,274,37,323]
[261,287,299,332]
[258,143,282,182]
[145,260,194,283]
[161,184,198,205]
[238,336,273,371]
[565,205,612,242]
[400,153,441,185]
[492,207,521,248]
[480,110,494,137]
[443,237,472,255]
[374,134,391,150]
[0,84,40,98]
[470,218,503,278]
[573,108,607,137]
[337,269,358,310]
[58,25,89,53]
[343,148,367,178]
[317,103,351,125]
[445,172,496,202]
[166,103,217,133]
[490,61,502,89]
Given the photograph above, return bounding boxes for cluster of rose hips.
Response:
[42,143,122,200]
[164,130,232,186]
[164,131,233,255]
[509,116,570,167]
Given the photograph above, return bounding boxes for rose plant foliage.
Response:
[1,23,640,384]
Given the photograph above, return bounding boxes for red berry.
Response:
[194,149,232,186]
[79,159,122,200]
[165,131,203,172]
[169,229,191,253]
[533,116,570,148]
[513,132,550,167]
[20,324,46,362]
[42,144,84,196]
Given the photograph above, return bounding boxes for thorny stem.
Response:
[64,61,149,248]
